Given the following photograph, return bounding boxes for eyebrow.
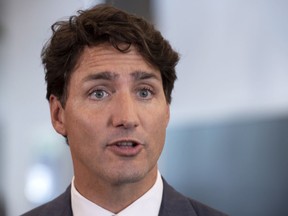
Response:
[131,71,161,81]
[82,71,119,82]
[82,71,160,82]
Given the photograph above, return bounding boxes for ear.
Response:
[165,104,170,128]
[49,95,67,136]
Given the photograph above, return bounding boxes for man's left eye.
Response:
[137,88,153,99]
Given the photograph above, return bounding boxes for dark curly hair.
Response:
[42,4,179,105]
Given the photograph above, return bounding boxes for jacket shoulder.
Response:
[186,197,228,216]
[21,186,72,216]
[160,178,228,216]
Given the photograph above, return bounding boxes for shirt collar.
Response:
[71,171,163,216]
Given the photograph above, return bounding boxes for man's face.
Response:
[50,44,170,186]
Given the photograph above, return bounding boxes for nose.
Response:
[110,92,139,129]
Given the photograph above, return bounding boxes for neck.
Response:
[74,167,158,213]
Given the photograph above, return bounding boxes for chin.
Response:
[106,168,150,186]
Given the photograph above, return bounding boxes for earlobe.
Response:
[49,95,67,136]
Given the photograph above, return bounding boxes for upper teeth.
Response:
[117,142,134,146]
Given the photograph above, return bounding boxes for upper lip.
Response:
[107,138,143,146]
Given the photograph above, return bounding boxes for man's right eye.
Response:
[89,89,109,100]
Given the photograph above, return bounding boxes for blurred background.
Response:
[0,0,288,215]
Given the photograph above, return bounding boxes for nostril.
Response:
[116,120,139,129]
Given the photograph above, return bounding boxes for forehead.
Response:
[73,44,159,76]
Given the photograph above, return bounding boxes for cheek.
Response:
[146,107,169,148]
[154,104,170,130]
[66,112,104,162]
[147,102,169,129]
[64,108,99,143]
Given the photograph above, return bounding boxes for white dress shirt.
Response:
[71,171,163,216]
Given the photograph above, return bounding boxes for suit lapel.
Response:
[51,185,73,216]
[158,178,198,216]
[61,186,73,216]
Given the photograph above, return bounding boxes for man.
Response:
[22,4,227,216]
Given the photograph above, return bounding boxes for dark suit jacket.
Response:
[21,179,228,216]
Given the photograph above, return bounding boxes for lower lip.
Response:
[107,144,143,157]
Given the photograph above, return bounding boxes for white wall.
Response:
[154,0,288,125]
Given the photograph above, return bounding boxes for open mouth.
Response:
[115,141,138,148]
[107,140,143,156]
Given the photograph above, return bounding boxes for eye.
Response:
[89,89,109,100]
[137,87,154,99]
